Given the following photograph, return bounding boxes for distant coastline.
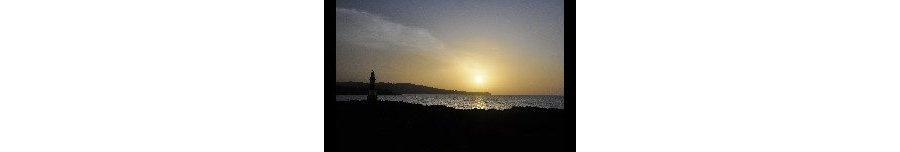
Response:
[335,82,491,95]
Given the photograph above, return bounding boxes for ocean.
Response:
[335,94,564,110]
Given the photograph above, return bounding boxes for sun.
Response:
[474,75,485,84]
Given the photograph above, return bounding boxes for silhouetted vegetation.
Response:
[335,82,491,95]
[332,100,564,152]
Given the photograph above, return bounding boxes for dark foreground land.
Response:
[331,100,565,152]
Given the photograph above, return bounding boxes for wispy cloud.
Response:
[336,7,445,52]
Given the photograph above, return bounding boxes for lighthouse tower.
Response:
[367,70,378,101]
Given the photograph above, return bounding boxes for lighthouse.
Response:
[367,70,378,101]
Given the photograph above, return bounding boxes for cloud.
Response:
[336,7,445,52]
[335,8,454,82]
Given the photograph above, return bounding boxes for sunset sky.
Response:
[335,0,564,95]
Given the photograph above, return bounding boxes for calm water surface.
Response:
[335,94,564,110]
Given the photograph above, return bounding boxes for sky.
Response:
[335,0,564,95]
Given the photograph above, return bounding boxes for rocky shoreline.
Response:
[330,100,565,152]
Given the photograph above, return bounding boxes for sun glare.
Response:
[474,75,485,84]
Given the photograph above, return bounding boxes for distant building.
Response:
[367,70,378,101]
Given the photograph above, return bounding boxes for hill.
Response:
[335,82,490,95]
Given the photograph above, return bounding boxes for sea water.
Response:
[335,94,564,110]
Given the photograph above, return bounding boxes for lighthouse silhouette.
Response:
[367,70,378,101]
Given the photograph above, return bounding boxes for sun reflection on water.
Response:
[473,95,487,109]
[335,94,565,110]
